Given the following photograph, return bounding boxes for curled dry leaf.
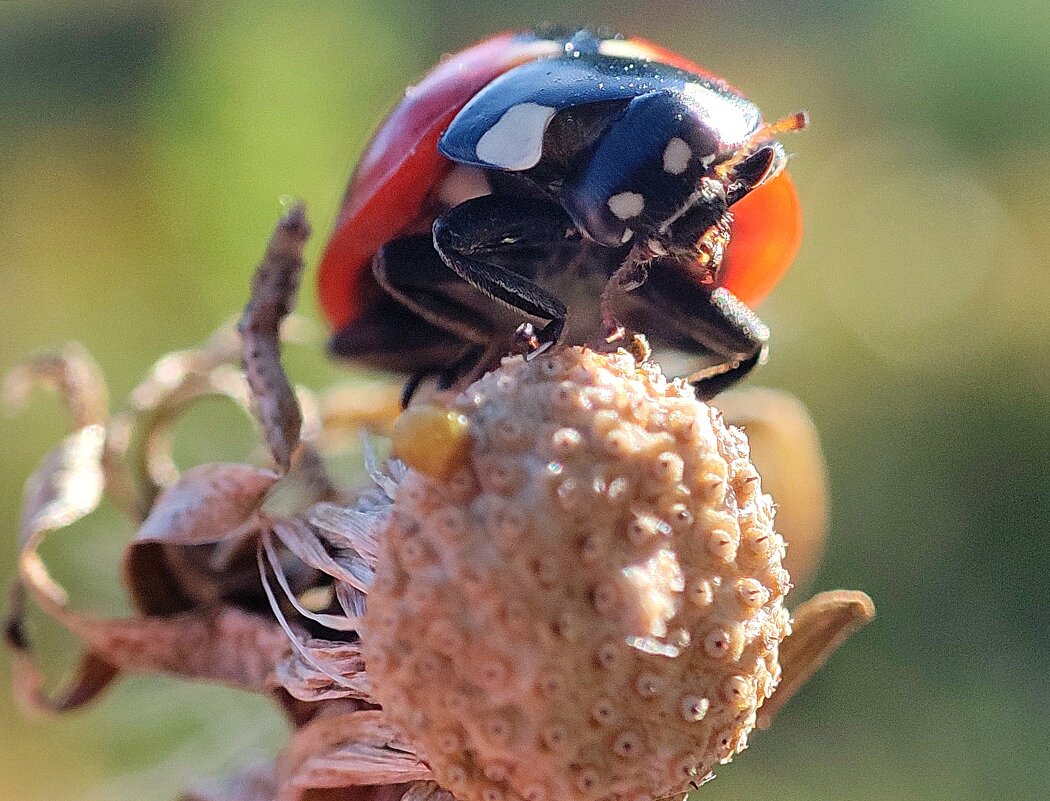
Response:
[239,203,311,473]
[2,343,109,429]
[7,425,107,632]
[3,420,294,711]
[115,318,327,510]
[122,350,253,508]
[2,345,142,518]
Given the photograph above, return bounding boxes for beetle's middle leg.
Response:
[613,261,770,399]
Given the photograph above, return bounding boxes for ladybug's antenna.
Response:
[756,110,809,140]
[715,111,809,179]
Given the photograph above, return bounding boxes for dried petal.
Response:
[4,424,289,712]
[309,502,385,567]
[276,638,373,702]
[276,710,431,801]
[271,517,374,593]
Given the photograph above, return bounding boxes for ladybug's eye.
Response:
[733,147,777,187]
[726,144,785,206]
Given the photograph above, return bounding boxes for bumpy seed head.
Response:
[363,346,791,801]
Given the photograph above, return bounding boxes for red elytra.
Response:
[318,32,802,331]
[721,170,803,307]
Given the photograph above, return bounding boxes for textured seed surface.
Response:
[363,347,791,801]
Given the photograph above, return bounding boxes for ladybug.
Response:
[319,28,806,402]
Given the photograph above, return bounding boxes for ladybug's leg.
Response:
[617,263,769,399]
[373,228,565,402]
[432,194,574,347]
[328,290,472,375]
[373,234,499,343]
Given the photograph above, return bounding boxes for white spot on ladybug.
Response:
[475,103,557,170]
[621,228,634,244]
[607,191,645,220]
[663,137,692,175]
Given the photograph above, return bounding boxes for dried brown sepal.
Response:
[4,425,291,712]
[276,709,432,801]
[9,648,120,715]
[757,590,876,729]
[134,462,278,544]
[239,203,311,473]
[55,607,287,693]
[122,462,279,613]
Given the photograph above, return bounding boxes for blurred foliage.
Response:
[1,1,1048,800]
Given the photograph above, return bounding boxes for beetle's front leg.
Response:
[432,194,576,349]
[615,262,770,399]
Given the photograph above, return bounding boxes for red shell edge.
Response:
[720,170,803,307]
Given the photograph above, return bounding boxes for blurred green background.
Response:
[2,1,1048,799]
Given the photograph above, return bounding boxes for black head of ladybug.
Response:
[319,29,807,403]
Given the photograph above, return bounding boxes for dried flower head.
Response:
[4,208,872,801]
[363,346,792,801]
